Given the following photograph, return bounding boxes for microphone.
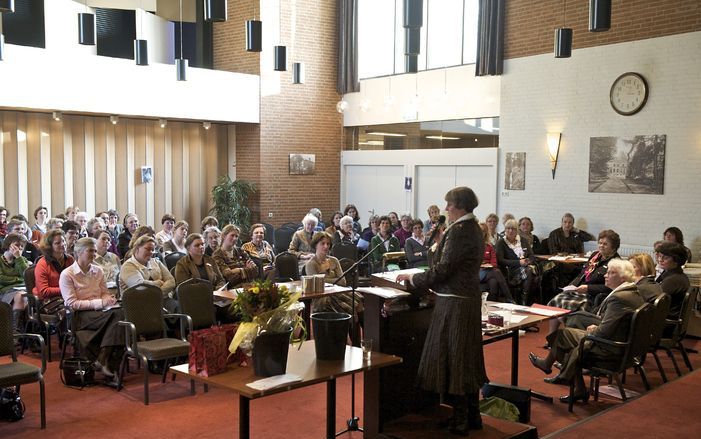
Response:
[427,215,446,246]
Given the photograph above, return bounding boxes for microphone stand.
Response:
[332,234,391,436]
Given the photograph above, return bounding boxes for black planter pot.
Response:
[311,312,351,360]
[252,329,292,377]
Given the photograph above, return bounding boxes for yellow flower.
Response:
[251,287,260,294]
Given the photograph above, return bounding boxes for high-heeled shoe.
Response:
[544,374,568,385]
[528,352,552,375]
[559,391,590,404]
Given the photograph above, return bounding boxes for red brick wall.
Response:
[505,0,701,59]
[213,0,342,228]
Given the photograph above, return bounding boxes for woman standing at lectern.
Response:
[397,186,488,436]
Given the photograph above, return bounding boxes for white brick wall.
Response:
[499,31,701,257]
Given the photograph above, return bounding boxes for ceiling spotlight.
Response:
[110,115,119,125]
[158,119,167,128]
[203,122,211,130]
[52,112,62,121]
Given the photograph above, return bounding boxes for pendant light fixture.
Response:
[554,0,572,58]
[291,0,303,84]
[274,0,286,71]
[134,1,148,65]
[246,1,262,52]
[176,0,187,80]
[403,0,422,73]
[588,0,611,32]
[78,1,95,45]
[0,34,4,61]
[0,1,14,13]
[204,0,227,22]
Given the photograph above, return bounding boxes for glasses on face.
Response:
[505,227,517,231]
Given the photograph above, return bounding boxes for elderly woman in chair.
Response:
[120,236,176,311]
[288,214,318,271]
[529,259,644,404]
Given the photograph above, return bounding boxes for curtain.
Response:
[337,0,359,94]
[475,0,504,76]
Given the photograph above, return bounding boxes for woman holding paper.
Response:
[396,186,487,436]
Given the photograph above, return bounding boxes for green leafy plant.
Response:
[209,176,256,232]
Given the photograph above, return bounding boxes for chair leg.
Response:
[117,352,128,391]
[143,356,150,405]
[612,373,627,401]
[666,348,682,377]
[638,365,650,391]
[190,379,195,395]
[39,379,46,429]
[652,351,668,383]
[204,383,209,393]
[677,342,694,372]
[568,381,575,413]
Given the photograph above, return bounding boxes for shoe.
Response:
[543,343,551,350]
[544,375,568,385]
[528,352,552,375]
[102,376,120,389]
[559,391,590,404]
[553,361,562,370]
[524,326,540,333]
[93,361,115,378]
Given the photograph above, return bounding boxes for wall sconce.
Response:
[547,132,562,179]
[158,119,167,128]
[202,121,211,130]
[110,115,119,125]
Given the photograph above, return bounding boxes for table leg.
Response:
[363,368,380,437]
[327,378,336,439]
[511,328,519,386]
[239,395,250,439]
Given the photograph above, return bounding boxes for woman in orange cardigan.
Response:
[34,229,74,301]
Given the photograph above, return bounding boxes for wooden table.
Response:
[171,340,402,439]
[535,254,588,265]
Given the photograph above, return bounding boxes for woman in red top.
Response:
[479,223,514,303]
[34,229,74,301]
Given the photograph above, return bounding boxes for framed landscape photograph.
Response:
[588,134,666,194]
[504,152,526,190]
[289,153,316,175]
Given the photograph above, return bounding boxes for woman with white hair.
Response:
[288,214,317,267]
[332,215,359,246]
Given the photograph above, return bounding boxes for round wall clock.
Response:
[610,72,649,116]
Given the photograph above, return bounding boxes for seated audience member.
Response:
[65,206,79,222]
[547,213,595,254]
[59,237,123,380]
[123,226,157,260]
[155,214,176,247]
[162,220,189,255]
[213,225,258,287]
[332,215,360,247]
[5,219,41,262]
[61,220,81,257]
[93,230,121,286]
[654,241,690,323]
[120,236,176,310]
[404,219,429,268]
[662,226,692,263]
[343,204,362,236]
[484,213,499,245]
[86,217,105,238]
[529,259,644,402]
[496,219,536,304]
[35,230,75,303]
[117,213,140,259]
[105,209,122,243]
[393,214,413,248]
[241,223,276,278]
[388,212,400,233]
[358,214,379,251]
[325,211,343,236]
[479,223,514,303]
[203,226,221,257]
[423,204,441,234]
[10,214,34,242]
[308,208,326,231]
[32,205,49,238]
[47,217,64,231]
[519,216,542,254]
[55,213,68,221]
[1,233,30,333]
[0,206,8,238]
[288,214,317,268]
[498,213,515,239]
[369,216,401,272]
[75,211,89,238]
[200,216,219,233]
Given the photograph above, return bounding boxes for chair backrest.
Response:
[331,241,358,261]
[262,223,276,247]
[649,293,671,347]
[176,278,216,330]
[338,258,357,288]
[274,251,300,281]
[621,303,655,370]
[0,302,16,359]
[121,283,167,338]
[280,222,302,230]
[164,251,187,271]
[274,228,295,254]
[676,290,696,338]
[23,264,37,295]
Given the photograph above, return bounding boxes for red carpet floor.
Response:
[2,322,699,438]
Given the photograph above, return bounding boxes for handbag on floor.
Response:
[60,357,95,389]
[0,388,25,422]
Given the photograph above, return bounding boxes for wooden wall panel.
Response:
[153,121,166,221]
[25,113,42,215]
[93,119,108,212]
[114,120,129,216]
[169,122,184,222]
[133,120,147,221]
[38,116,52,215]
[187,123,203,230]
[3,113,19,214]
[69,116,86,212]
[49,117,65,214]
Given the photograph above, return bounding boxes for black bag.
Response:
[0,388,25,422]
[481,382,531,423]
[60,357,95,389]
[40,296,65,316]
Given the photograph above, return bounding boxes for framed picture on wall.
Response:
[289,154,315,175]
[141,166,153,183]
[588,134,665,194]
[504,152,526,190]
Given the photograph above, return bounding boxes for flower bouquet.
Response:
[228,280,306,375]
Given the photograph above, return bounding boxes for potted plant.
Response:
[210,176,256,233]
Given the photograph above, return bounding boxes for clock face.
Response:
[610,72,649,116]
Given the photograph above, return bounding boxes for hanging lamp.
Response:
[554,0,572,58]
[246,1,262,52]
[176,0,187,80]
[589,0,611,32]
[274,0,286,71]
[204,0,227,22]
[0,0,14,13]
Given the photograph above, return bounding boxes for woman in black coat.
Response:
[495,219,536,305]
[397,187,488,435]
